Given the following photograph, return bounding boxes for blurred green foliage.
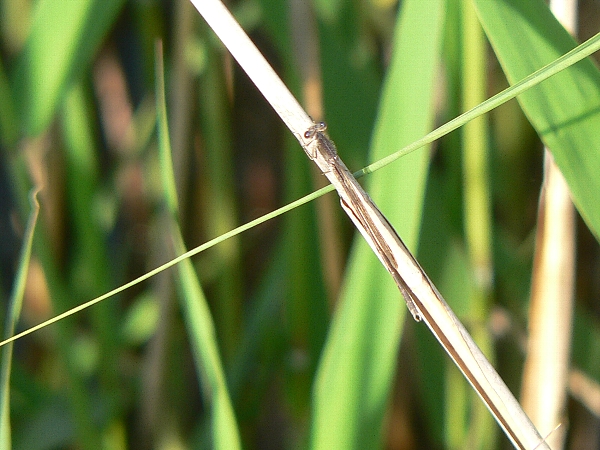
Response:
[0,0,599,449]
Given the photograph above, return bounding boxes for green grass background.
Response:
[0,0,599,448]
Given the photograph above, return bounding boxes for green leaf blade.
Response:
[474,0,600,239]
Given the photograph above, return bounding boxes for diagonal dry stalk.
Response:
[189,0,550,448]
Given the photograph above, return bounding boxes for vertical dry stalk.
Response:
[521,1,577,448]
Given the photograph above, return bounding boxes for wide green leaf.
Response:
[474,0,600,239]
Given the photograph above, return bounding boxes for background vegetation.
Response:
[0,0,599,449]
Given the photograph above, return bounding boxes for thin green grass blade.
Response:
[0,184,337,350]
[13,0,124,136]
[454,0,496,446]
[474,0,600,240]
[310,0,445,448]
[360,32,600,178]
[155,43,241,450]
[0,189,40,450]
[3,28,599,353]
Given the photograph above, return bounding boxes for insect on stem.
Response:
[303,121,423,322]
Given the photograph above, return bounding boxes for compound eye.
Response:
[304,129,314,139]
[317,122,327,131]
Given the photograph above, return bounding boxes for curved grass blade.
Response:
[0,188,40,449]
[155,42,241,449]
